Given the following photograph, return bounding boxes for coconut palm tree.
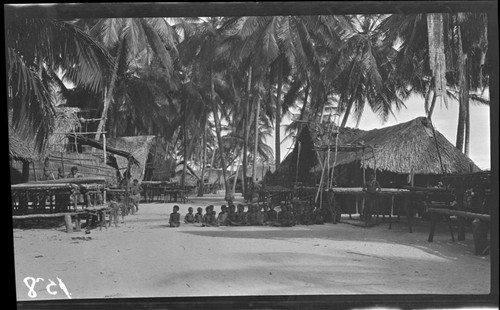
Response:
[379,12,489,154]
[321,15,406,128]
[225,15,347,170]
[81,17,182,141]
[5,18,113,152]
[176,17,241,201]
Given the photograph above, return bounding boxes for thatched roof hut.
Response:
[330,117,480,175]
[9,129,40,162]
[107,135,156,181]
[9,107,81,162]
[282,117,481,187]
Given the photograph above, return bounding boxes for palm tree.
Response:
[321,15,406,128]
[176,17,240,201]
[379,13,489,154]
[83,17,181,141]
[5,18,113,152]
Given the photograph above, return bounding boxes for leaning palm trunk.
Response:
[181,107,188,188]
[210,65,232,202]
[95,37,124,141]
[455,21,468,153]
[340,81,359,128]
[242,67,252,197]
[252,81,262,184]
[275,56,283,170]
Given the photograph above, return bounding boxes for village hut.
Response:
[9,107,83,183]
[282,117,481,188]
[143,136,176,181]
[9,128,41,184]
[107,135,156,182]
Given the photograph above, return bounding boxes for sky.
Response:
[267,93,491,170]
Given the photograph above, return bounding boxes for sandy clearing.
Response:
[13,194,491,300]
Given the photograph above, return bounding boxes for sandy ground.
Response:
[13,193,491,301]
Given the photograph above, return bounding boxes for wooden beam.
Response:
[428,208,491,221]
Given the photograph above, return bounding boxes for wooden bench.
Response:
[163,189,189,203]
[427,207,490,254]
[13,211,87,233]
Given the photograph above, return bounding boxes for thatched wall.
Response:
[10,151,118,184]
[108,136,156,182]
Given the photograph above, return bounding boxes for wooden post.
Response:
[405,196,413,233]
[103,134,107,203]
[75,214,81,232]
[362,148,365,186]
[32,162,37,181]
[456,185,466,241]
[126,159,131,215]
[64,213,73,233]
[428,211,438,242]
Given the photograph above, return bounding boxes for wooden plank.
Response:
[427,208,491,221]
[13,212,86,219]
[403,186,450,193]
[11,183,76,190]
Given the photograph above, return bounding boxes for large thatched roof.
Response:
[287,117,480,175]
[9,107,81,162]
[9,129,40,162]
[107,135,156,181]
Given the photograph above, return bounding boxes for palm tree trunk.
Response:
[340,73,360,128]
[210,64,232,202]
[340,93,357,128]
[95,37,123,141]
[233,154,242,194]
[455,22,468,153]
[428,92,438,120]
[181,104,188,188]
[242,67,252,197]
[464,59,470,156]
[275,56,283,170]
[299,80,310,121]
[252,82,262,184]
[207,144,215,185]
[198,117,207,196]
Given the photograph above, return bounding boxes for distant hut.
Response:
[107,135,156,182]
[282,117,481,188]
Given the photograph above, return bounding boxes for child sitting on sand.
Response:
[313,207,324,224]
[247,204,264,226]
[194,207,203,223]
[184,207,195,224]
[217,205,228,226]
[227,204,237,225]
[169,205,180,227]
[202,205,219,227]
[231,204,247,226]
[276,204,294,227]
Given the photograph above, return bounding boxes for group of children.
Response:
[168,201,325,227]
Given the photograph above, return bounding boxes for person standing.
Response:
[362,173,381,224]
[129,179,143,214]
[42,157,55,180]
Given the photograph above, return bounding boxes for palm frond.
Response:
[7,48,55,153]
